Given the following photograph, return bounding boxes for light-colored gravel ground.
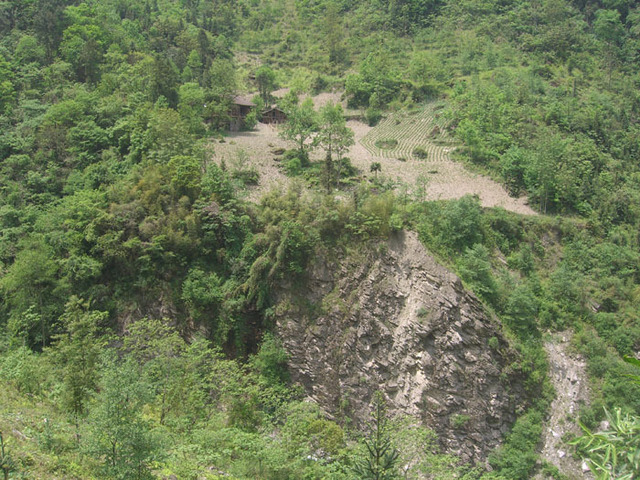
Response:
[211,122,291,203]
[534,333,592,480]
[211,95,537,215]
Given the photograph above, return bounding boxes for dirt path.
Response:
[211,96,537,215]
[536,333,592,479]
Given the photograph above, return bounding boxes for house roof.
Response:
[232,96,256,107]
[262,105,286,114]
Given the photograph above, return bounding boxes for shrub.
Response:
[338,157,357,179]
[458,244,498,305]
[507,244,535,275]
[311,74,329,94]
[232,168,260,185]
[488,410,543,479]
[365,107,382,126]
[413,146,428,159]
[451,414,471,429]
[0,346,49,395]
[374,138,398,149]
[282,149,309,175]
[228,396,262,432]
[503,284,540,339]
[285,156,302,176]
[347,191,395,239]
[270,220,320,276]
[243,109,258,130]
[572,407,640,479]
[251,333,290,384]
[438,195,484,251]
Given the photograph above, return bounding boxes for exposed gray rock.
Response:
[534,333,592,480]
[274,230,526,463]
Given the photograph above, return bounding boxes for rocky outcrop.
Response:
[535,333,592,479]
[274,230,527,463]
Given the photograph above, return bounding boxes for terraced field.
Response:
[360,102,455,161]
[213,96,536,215]
[354,102,536,214]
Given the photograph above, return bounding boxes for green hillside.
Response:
[0,0,639,478]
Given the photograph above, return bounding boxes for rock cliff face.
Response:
[274,230,527,463]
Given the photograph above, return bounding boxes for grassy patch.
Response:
[374,138,399,149]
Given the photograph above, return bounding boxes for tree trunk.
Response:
[1,432,9,480]
[325,153,333,193]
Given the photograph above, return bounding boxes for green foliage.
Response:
[250,333,290,385]
[388,416,469,479]
[370,162,382,179]
[84,355,159,480]
[168,154,202,200]
[488,411,543,480]
[345,53,403,109]
[1,237,61,349]
[146,106,194,164]
[573,357,640,477]
[276,220,319,275]
[624,356,640,384]
[458,244,498,305]
[572,407,640,480]
[243,108,258,130]
[256,65,276,104]
[2,0,640,477]
[229,149,260,187]
[451,414,471,429]
[178,82,206,134]
[0,431,13,479]
[282,149,305,176]
[438,195,484,252]
[502,284,540,340]
[353,392,401,480]
[499,146,527,196]
[122,319,194,426]
[182,268,224,325]
[317,102,355,191]
[0,345,51,396]
[60,4,108,83]
[50,297,106,421]
[374,138,397,149]
[507,244,535,275]
[366,107,383,126]
[412,146,428,159]
[279,97,319,162]
[347,189,396,239]
[0,55,15,115]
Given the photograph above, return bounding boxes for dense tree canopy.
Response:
[1,0,640,478]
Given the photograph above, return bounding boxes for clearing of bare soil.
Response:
[211,96,536,214]
[211,123,292,202]
[534,332,592,480]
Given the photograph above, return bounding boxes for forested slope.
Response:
[0,0,639,478]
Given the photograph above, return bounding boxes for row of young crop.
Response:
[361,102,455,162]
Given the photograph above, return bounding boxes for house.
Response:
[261,105,287,124]
[229,96,256,131]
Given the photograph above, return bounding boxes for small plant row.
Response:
[361,102,456,162]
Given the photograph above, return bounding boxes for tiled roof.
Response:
[232,96,256,107]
